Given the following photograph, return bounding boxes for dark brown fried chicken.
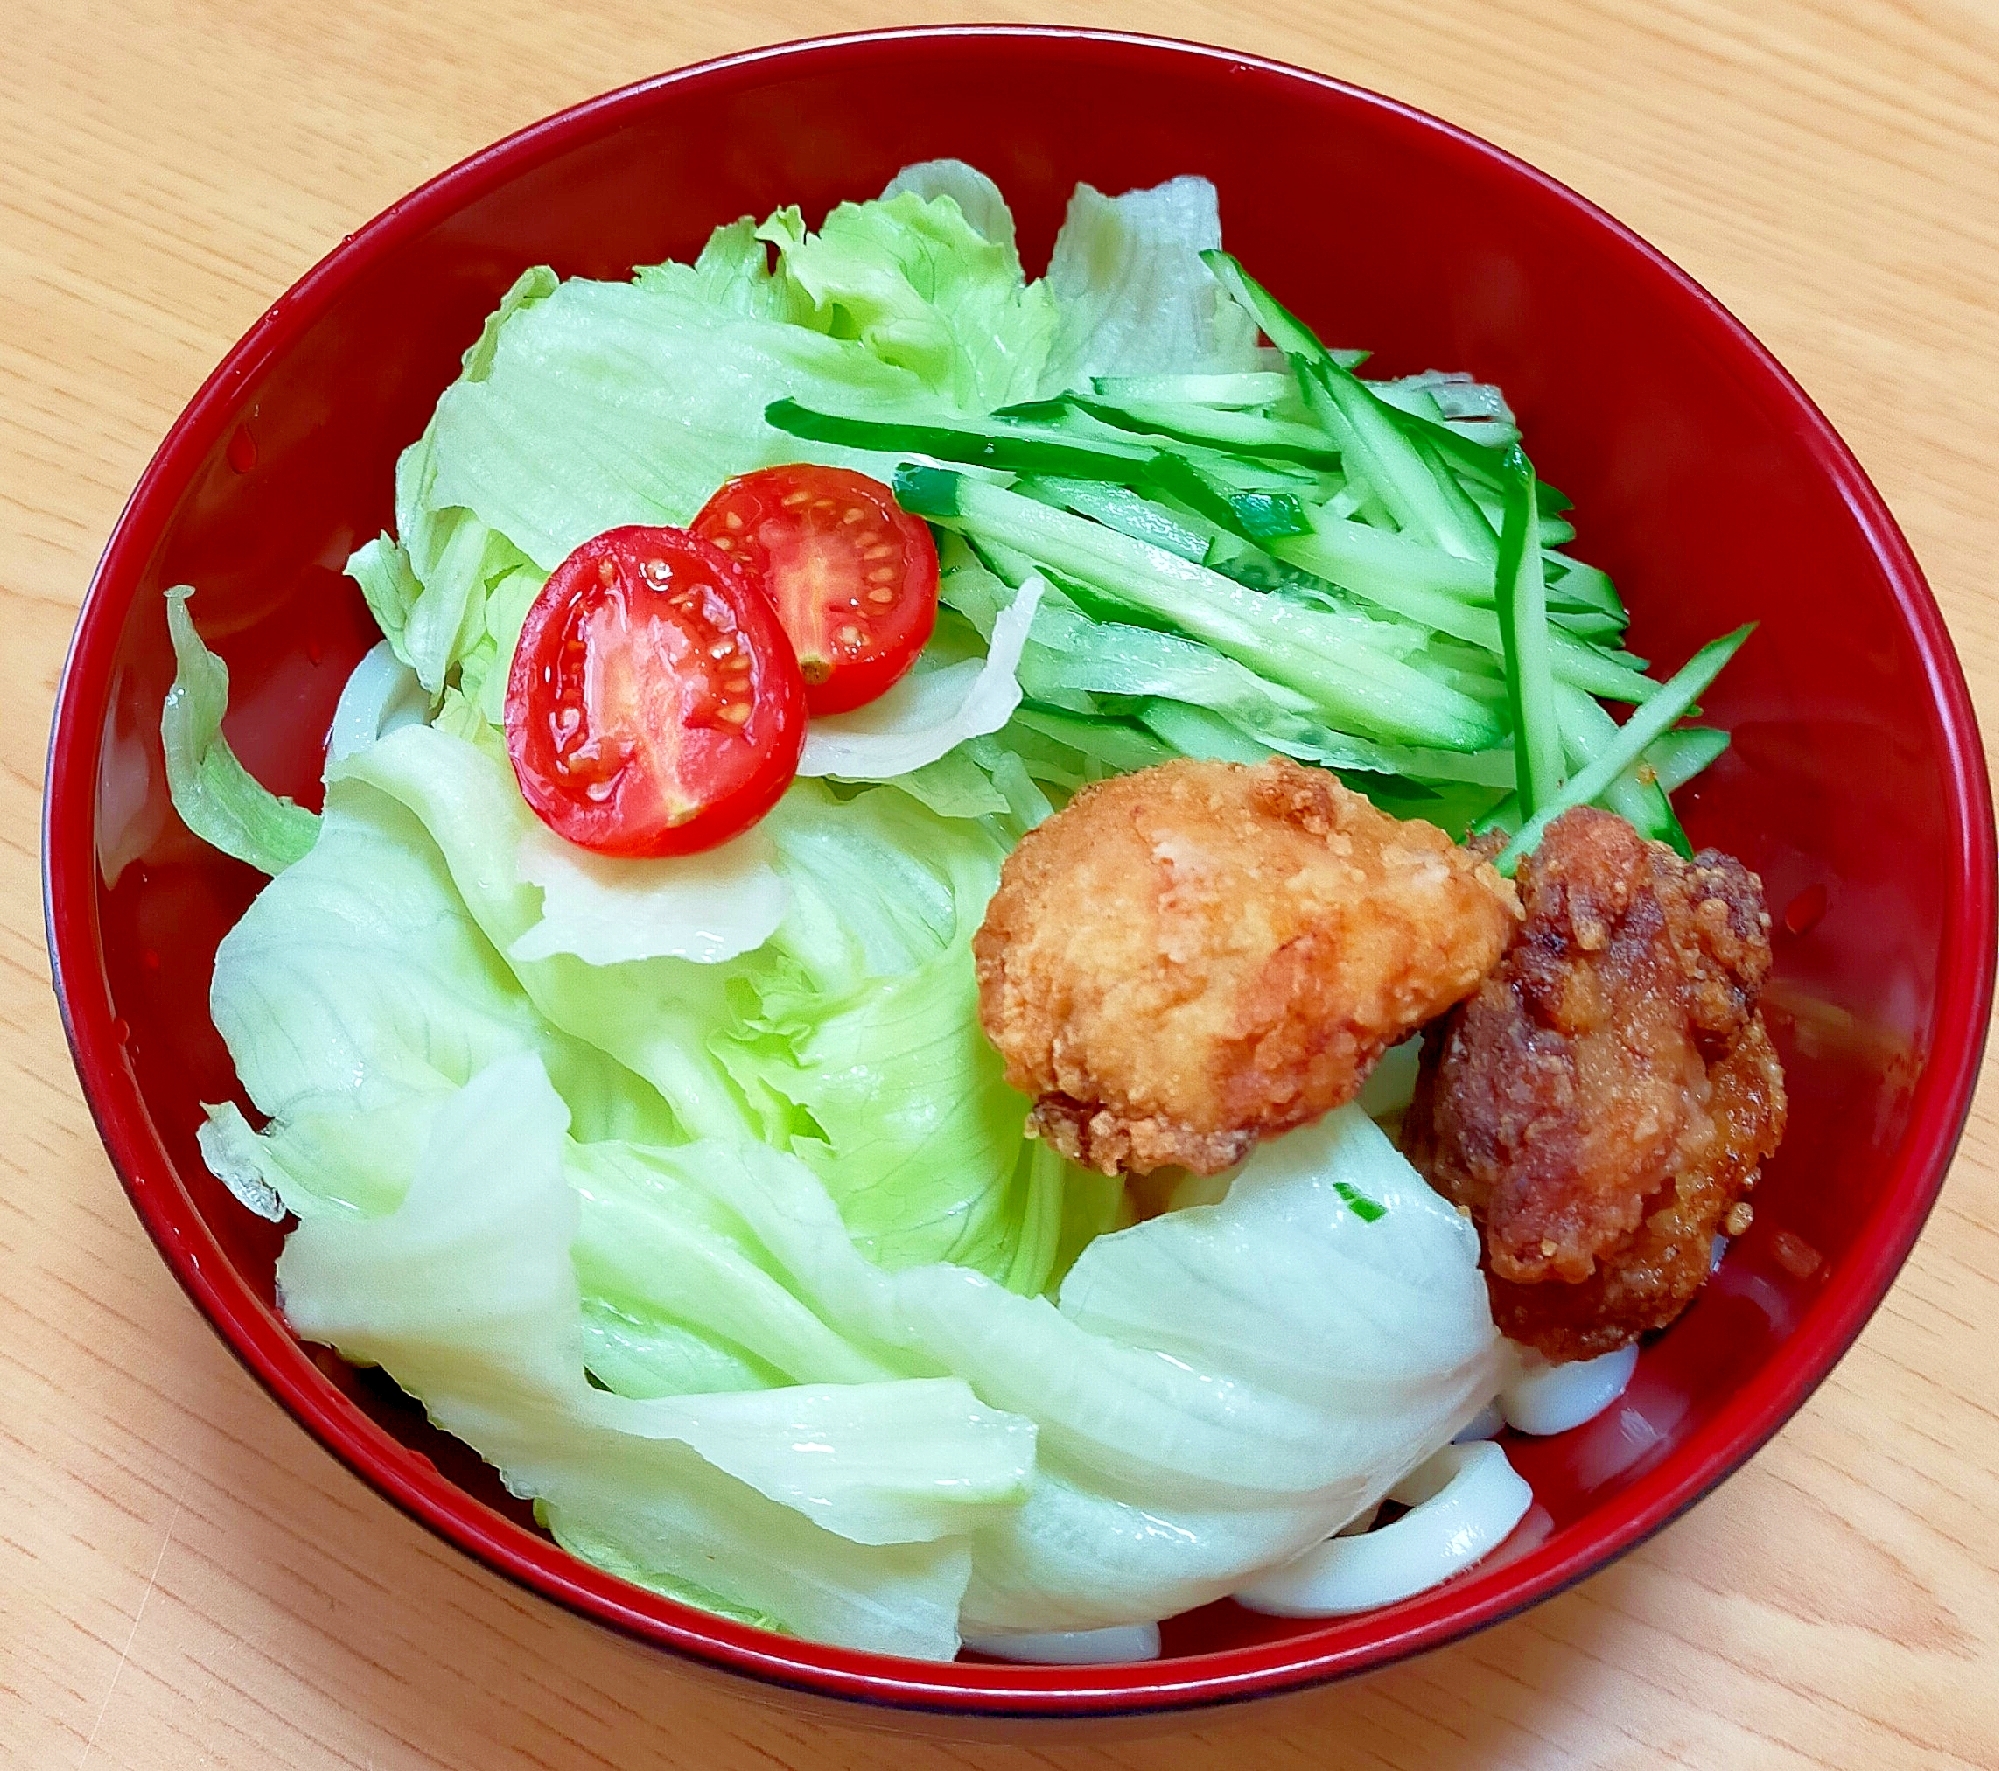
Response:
[1402,806,1787,1362]
[973,757,1520,1175]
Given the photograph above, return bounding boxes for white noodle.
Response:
[962,1622,1161,1664]
[1452,1399,1506,1443]
[1500,1343,1639,1437]
[1232,1441,1531,1618]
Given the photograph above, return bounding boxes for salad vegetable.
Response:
[503,525,806,857]
[161,160,1745,1660]
[691,464,940,715]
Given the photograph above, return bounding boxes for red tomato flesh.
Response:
[692,465,938,716]
[504,525,806,857]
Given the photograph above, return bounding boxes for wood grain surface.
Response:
[5,2,1997,1765]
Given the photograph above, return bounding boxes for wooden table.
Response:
[6,2,1997,1765]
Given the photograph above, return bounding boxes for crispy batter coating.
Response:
[1402,807,1788,1362]
[973,758,1520,1175]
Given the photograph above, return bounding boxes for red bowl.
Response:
[44,25,1995,1719]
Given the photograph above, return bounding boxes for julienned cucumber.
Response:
[1554,682,1691,858]
[1307,363,1499,565]
[1067,393,1340,465]
[1275,525,1656,704]
[896,465,1504,751]
[1203,250,1501,565]
[1093,370,1294,409]
[1494,627,1753,873]
[766,398,1148,478]
[770,400,1309,546]
[1491,447,1564,816]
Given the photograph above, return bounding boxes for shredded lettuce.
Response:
[422,279,923,577]
[276,1053,1023,1658]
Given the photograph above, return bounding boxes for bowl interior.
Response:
[50,28,1992,1714]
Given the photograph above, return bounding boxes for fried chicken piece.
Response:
[1402,806,1788,1362]
[973,757,1520,1176]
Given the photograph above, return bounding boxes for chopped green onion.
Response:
[1333,1181,1387,1222]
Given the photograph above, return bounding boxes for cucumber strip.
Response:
[1473,792,1521,839]
[1142,452,1311,542]
[1201,534,1364,608]
[1475,726,1723,843]
[1374,396,1524,456]
[1494,627,1753,873]
[1549,607,1629,642]
[1299,362,1500,564]
[1369,382,1448,424]
[1204,251,1577,517]
[1093,370,1293,409]
[1203,249,1324,357]
[1469,482,1575,546]
[1544,554,1626,619]
[1138,699,1278,764]
[767,398,1147,479]
[1649,726,1729,792]
[1378,744,1520,788]
[1135,699,1413,778]
[1366,379,1574,513]
[1551,681,1689,857]
[1182,448,1326,493]
[897,466,1503,750]
[1021,477,1210,561]
[1278,509,1606,616]
[1010,705,1177,775]
[1070,393,1340,465]
[1385,404,1574,515]
[775,400,1312,546]
[1492,447,1565,816]
[1203,252,1500,563]
[1376,371,1514,426]
[1047,405,1325,490]
[1274,526,1657,703]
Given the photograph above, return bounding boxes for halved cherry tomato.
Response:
[691,465,938,716]
[504,525,806,858]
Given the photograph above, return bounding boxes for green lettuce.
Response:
[161,588,319,875]
[276,1053,1030,1658]
[1040,176,1265,393]
[772,190,1058,410]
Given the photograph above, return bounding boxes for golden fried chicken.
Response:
[972,757,1520,1175]
[1402,806,1788,1362]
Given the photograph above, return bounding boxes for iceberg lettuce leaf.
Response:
[775,190,1057,411]
[424,277,925,572]
[276,1053,1032,1655]
[161,587,319,875]
[1041,177,1264,393]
